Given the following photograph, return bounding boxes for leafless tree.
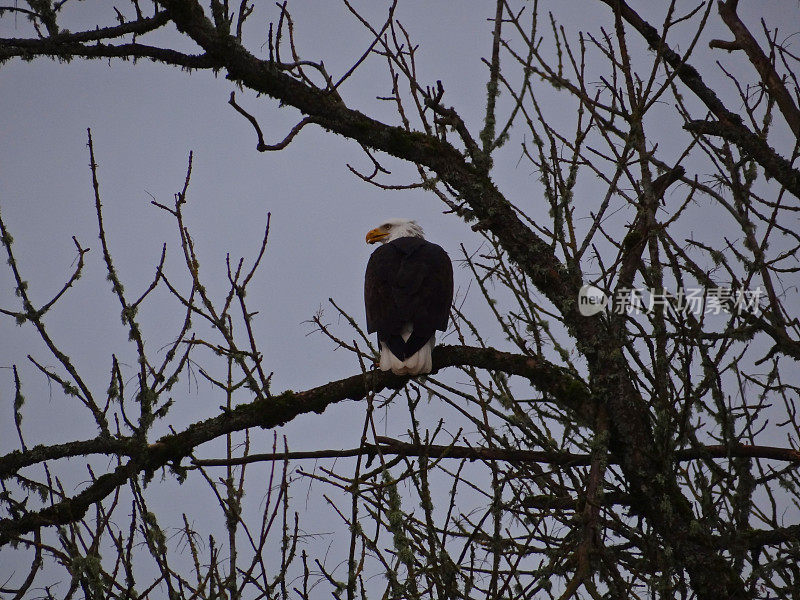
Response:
[2,1,800,598]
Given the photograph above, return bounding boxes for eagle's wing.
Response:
[365,242,404,336]
[365,238,453,341]
[396,241,452,334]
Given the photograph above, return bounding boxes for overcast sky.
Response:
[0,1,533,583]
[0,0,589,446]
[1,0,798,591]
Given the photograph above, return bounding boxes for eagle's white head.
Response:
[365,219,425,244]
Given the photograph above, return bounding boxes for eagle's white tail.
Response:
[379,324,434,375]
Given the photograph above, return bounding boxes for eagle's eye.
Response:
[384,224,392,229]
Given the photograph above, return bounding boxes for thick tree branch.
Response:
[0,437,136,479]
[686,119,800,197]
[0,344,588,545]
[715,0,800,138]
[599,0,800,200]
[0,40,217,68]
[195,438,800,468]
[0,10,218,67]
[156,0,586,326]
[0,11,171,46]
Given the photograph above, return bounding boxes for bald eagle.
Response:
[365,219,453,375]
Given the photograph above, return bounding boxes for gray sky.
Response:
[1,0,579,446]
[2,0,799,592]
[0,1,521,583]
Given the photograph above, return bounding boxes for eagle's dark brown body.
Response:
[365,236,453,374]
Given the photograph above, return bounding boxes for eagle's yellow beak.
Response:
[366,228,389,244]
